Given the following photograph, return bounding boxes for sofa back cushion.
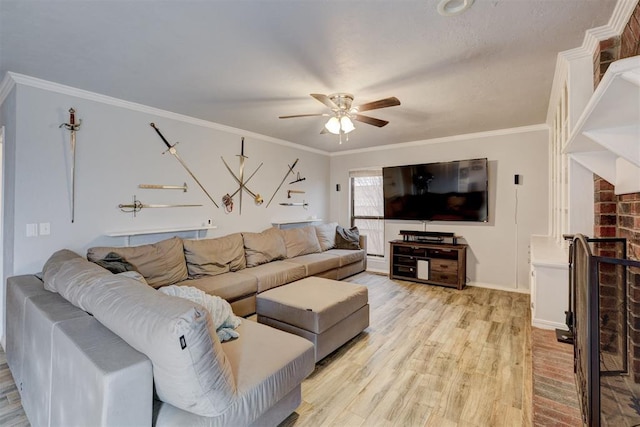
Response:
[42,250,236,417]
[281,226,322,258]
[87,237,188,288]
[242,227,286,268]
[183,233,246,277]
[315,222,338,252]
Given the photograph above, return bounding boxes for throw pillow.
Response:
[183,233,246,278]
[242,227,287,267]
[281,226,322,258]
[92,252,136,274]
[315,222,338,251]
[335,226,361,250]
[87,237,188,288]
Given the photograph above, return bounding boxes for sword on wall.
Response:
[118,195,202,217]
[266,158,299,208]
[149,123,219,208]
[59,108,81,223]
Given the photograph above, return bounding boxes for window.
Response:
[350,169,384,257]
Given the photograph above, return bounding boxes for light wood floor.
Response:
[0,272,532,427]
[281,272,532,426]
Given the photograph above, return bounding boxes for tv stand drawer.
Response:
[430,259,457,273]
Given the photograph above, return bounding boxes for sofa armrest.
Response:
[359,234,367,270]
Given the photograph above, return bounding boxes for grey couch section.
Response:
[6,274,316,427]
[7,275,153,427]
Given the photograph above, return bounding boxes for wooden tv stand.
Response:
[389,240,467,290]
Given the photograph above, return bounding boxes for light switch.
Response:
[26,224,38,237]
[39,223,50,236]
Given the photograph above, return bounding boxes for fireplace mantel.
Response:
[563,56,640,195]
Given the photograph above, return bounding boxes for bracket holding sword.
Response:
[118,195,202,217]
[149,123,219,208]
[221,137,263,214]
[59,108,82,223]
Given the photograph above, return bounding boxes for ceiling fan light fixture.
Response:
[340,116,355,133]
[324,116,341,134]
[437,0,474,16]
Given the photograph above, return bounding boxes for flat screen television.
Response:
[383,158,488,222]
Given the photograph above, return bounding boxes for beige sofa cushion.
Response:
[242,228,287,268]
[43,250,236,417]
[183,233,246,277]
[243,261,306,293]
[175,271,258,302]
[87,237,188,288]
[285,253,340,276]
[281,226,322,258]
[315,222,338,251]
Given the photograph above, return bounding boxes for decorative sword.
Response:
[149,123,219,208]
[59,108,81,223]
[138,183,188,192]
[221,157,264,205]
[118,195,202,217]
[266,158,299,208]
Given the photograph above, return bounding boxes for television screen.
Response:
[383,158,488,222]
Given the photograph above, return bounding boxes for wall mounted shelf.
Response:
[105,225,217,245]
[563,56,640,194]
[271,219,323,229]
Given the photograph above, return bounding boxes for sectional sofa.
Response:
[87,223,367,317]
[5,223,367,427]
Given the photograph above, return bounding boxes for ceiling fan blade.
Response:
[355,97,401,112]
[310,93,338,109]
[320,127,329,134]
[353,114,389,127]
[279,113,329,119]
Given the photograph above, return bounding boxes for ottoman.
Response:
[256,277,369,362]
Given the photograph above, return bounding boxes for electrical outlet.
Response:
[39,222,50,236]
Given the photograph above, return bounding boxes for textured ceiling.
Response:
[0,0,617,152]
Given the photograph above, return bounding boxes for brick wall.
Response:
[593,2,640,87]
[591,0,640,382]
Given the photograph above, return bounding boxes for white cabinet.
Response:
[530,235,569,329]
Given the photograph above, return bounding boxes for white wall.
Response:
[0,79,330,342]
[329,127,549,291]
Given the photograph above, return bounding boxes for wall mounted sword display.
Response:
[149,123,219,208]
[266,158,299,208]
[220,137,263,214]
[59,108,82,223]
[118,195,202,217]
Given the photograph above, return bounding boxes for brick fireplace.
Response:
[592,0,640,384]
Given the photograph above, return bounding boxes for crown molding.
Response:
[3,72,331,156]
[330,124,549,157]
[0,72,17,106]
[546,0,638,122]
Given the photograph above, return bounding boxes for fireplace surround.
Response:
[571,234,640,426]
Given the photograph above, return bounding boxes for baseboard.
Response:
[365,267,388,275]
[532,318,566,330]
[466,281,530,294]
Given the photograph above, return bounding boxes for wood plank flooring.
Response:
[281,272,532,426]
[0,272,532,426]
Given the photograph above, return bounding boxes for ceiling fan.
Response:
[279,93,401,142]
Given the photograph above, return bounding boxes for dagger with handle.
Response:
[149,123,219,208]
